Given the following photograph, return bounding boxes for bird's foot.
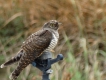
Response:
[50,49,55,53]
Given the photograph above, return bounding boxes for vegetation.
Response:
[0,0,106,80]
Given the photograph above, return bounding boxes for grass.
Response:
[0,0,106,80]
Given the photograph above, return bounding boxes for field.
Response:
[0,0,106,80]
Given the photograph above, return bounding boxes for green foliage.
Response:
[0,17,24,37]
[0,0,106,80]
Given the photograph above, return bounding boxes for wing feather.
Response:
[22,29,52,55]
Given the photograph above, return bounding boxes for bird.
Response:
[0,20,60,80]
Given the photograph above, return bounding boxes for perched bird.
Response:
[0,20,60,80]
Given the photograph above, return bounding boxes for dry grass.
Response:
[0,0,106,80]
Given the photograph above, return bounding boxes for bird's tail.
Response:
[9,51,36,80]
[0,49,23,68]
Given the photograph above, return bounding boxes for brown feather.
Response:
[0,49,23,68]
[10,30,52,80]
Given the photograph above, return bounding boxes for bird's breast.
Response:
[45,33,58,51]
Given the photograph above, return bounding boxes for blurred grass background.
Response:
[0,0,106,80]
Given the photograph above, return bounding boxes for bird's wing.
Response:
[21,29,52,55]
[23,29,44,42]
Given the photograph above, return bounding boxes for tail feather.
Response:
[9,51,37,80]
[0,49,23,68]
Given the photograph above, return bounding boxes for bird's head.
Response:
[43,20,61,30]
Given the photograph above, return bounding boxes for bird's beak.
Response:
[58,23,62,25]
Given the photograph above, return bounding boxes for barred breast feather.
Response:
[45,32,59,51]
